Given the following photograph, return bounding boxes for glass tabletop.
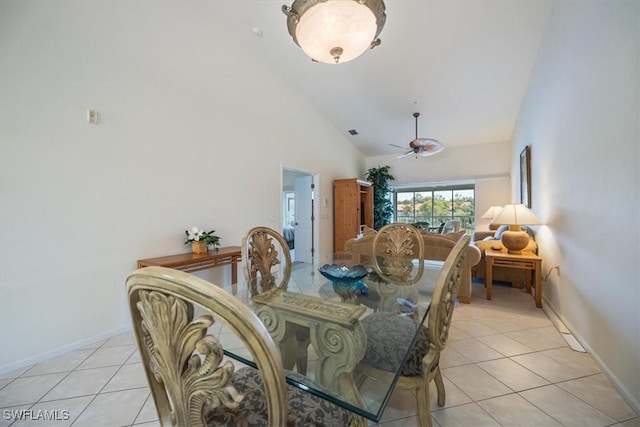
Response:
[216,252,444,422]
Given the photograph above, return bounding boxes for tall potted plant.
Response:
[365,165,394,230]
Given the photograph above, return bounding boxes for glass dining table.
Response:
[214,252,444,425]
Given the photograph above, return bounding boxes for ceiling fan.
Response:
[390,112,443,159]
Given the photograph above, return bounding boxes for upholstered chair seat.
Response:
[206,367,352,427]
[360,312,430,377]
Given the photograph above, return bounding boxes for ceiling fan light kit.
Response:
[391,112,444,159]
[282,0,386,64]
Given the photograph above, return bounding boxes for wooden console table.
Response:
[485,249,542,308]
[137,246,241,284]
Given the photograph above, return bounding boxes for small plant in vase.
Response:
[185,227,220,254]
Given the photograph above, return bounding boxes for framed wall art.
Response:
[520,145,531,208]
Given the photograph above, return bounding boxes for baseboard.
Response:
[0,326,132,376]
[542,296,640,414]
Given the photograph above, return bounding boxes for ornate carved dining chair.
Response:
[356,235,470,426]
[126,266,352,427]
[241,226,292,296]
[372,223,425,285]
[241,226,309,375]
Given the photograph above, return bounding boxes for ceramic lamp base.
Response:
[501,228,529,254]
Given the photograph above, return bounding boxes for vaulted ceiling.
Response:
[207,1,553,157]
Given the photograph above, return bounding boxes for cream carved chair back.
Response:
[371,223,425,285]
[241,226,292,296]
[417,234,469,426]
[126,266,288,426]
[356,235,470,427]
[241,226,309,375]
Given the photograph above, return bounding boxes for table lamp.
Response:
[481,206,503,230]
[491,204,541,254]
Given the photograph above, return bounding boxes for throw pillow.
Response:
[493,225,510,240]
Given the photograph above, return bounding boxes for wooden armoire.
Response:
[333,178,374,252]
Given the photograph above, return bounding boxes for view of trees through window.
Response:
[395,185,475,234]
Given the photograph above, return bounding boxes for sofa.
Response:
[471,225,537,285]
[343,226,481,303]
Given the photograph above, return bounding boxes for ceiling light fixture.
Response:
[282,0,386,64]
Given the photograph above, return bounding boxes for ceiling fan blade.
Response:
[414,137,440,146]
[389,143,407,150]
[419,145,444,156]
[396,151,414,159]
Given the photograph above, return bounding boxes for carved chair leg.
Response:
[416,382,433,427]
[434,367,446,407]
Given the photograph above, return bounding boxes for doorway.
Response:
[282,167,318,265]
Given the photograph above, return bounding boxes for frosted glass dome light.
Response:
[282,0,386,64]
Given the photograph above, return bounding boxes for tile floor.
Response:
[0,273,637,426]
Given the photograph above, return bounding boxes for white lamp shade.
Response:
[295,1,377,64]
[481,206,503,219]
[493,204,542,226]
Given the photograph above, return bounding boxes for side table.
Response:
[137,246,241,284]
[485,249,543,308]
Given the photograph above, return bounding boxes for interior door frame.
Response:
[281,165,320,266]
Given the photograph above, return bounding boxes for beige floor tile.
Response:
[10,395,93,426]
[507,326,567,351]
[377,415,421,426]
[0,366,32,380]
[520,384,616,427]
[0,379,12,390]
[102,363,148,392]
[377,387,418,423]
[429,376,472,410]
[133,422,161,427]
[511,352,584,383]
[431,402,500,427]
[442,364,512,401]
[620,419,640,427]
[72,388,149,427]
[78,339,107,350]
[476,333,535,357]
[451,320,499,337]
[477,358,549,392]
[40,366,118,401]
[0,405,30,427]
[540,347,601,376]
[76,345,136,370]
[557,374,637,421]
[447,325,472,341]
[439,347,472,369]
[134,395,159,424]
[22,350,94,376]
[126,349,142,364]
[478,393,562,426]
[0,373,66,406]
[447,338,504,363]
[102,331,136,347]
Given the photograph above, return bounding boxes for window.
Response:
[394,184,475,234]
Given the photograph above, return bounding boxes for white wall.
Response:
[510,0,639,409]
[367,141,512,227]
[0,2,364,370]
[475,177,511,230]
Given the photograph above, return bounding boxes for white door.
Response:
[294,175,313,263]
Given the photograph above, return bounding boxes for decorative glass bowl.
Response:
[318,264,369,300]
